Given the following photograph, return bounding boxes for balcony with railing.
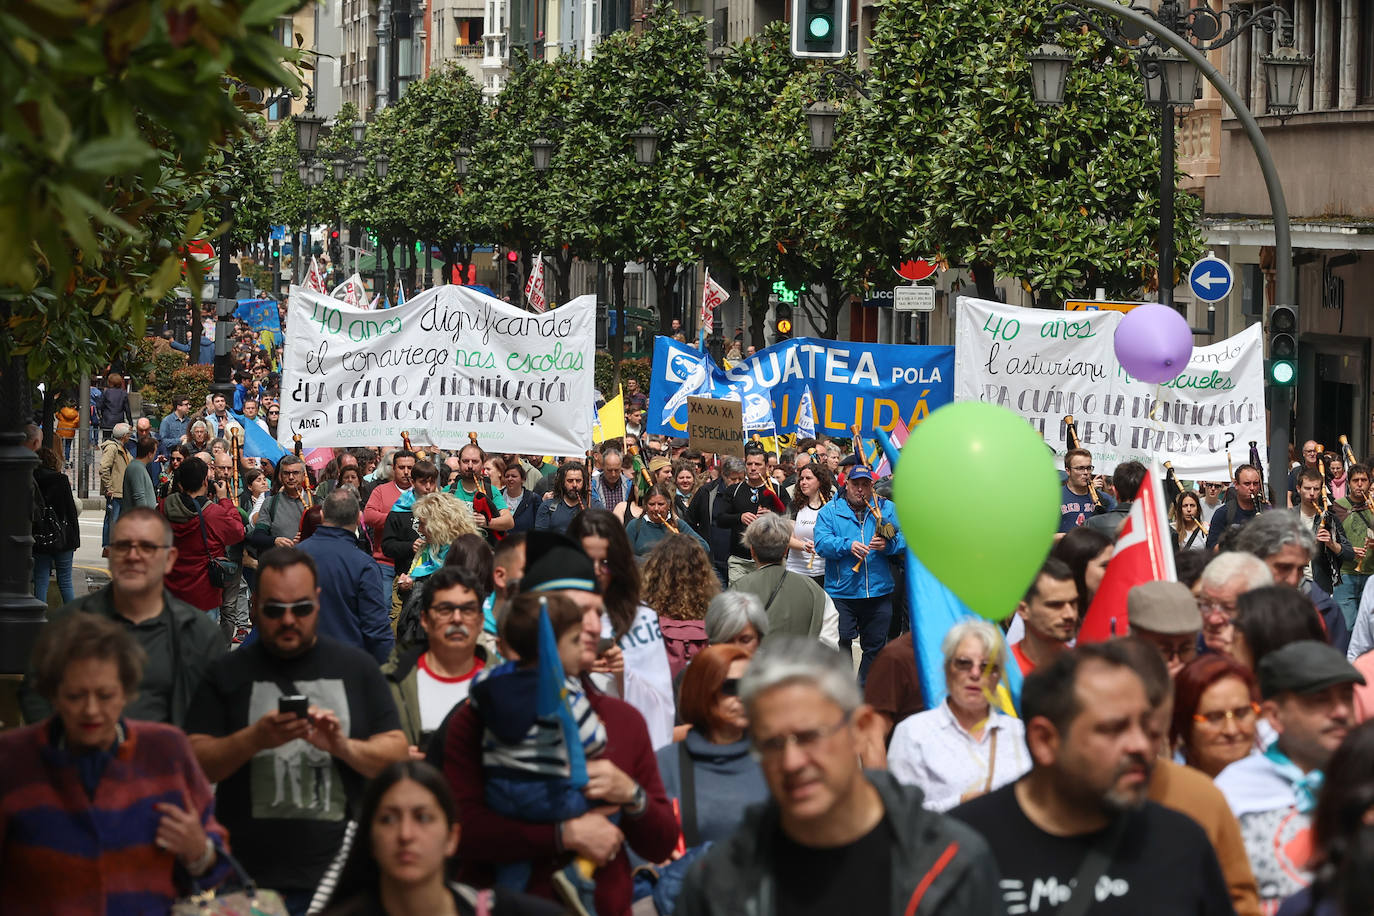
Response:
[1177,100,1223,192]
[483,31,507,66]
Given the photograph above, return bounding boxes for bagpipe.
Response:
[465,431,505,541]
[1248,440,1270,509]
[1064,415,1106,511]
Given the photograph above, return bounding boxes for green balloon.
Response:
[893,402,1061,621]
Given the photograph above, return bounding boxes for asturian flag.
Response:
[1078,464,1177,643]
[524,254,548,313]
[700,269,728,328]
[305,257,328,294]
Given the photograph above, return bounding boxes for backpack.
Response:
[658,616,707,679]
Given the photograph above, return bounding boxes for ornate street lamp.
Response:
[353,155,368,179]
[375,154,390,179]
[804,102,841,154]
[333,157,348,181]
[530,137,554,172]
[294,109,325,157]
[352,119,367,145]
[271,167,283,187]
[454,146,471,177]
[297,160,309,184]
[628,126,659,165]
[1027,44,1073,106]
[1262,44,1313,117]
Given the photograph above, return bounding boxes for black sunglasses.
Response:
[260,600,316,620]
[720,677,741,697]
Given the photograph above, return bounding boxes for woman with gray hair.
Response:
[886,619,1028,811]
[705,590,769,655]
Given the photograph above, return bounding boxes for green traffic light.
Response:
[808,14,832,39]
[1270,360,1296,386]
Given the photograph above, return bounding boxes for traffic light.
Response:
[270,240,280,261]
[774,302,794,340]
[1267,305,1296,387]
[505,251,520,297]
[791,0,848,58]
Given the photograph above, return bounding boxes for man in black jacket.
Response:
[713,446,787,585]
[687,455,744,586]
[381,460,440,571]
[677,637,1001,916]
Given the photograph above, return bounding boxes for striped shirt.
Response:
[471,667,608,778]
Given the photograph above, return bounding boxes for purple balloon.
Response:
[1114,304,1194,384]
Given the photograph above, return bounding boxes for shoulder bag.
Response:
[194,498,237,589]
[1057,814,1128,916]
[32,480,67,554]
[172,846,288,916]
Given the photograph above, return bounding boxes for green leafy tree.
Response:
[0,0,306,388]
[844,0,1203,304]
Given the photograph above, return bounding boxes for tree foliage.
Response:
[845,0,1204,303]
[1,0,306,383]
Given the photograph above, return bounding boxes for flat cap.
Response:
[1128,581,1202,635]
[1258,640,1365,699]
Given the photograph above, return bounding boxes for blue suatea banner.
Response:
[647,336,954,438]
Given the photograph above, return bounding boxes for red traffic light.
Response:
[506,251,519,262]
[330,230,340,239]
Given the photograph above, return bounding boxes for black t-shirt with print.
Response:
[772,816,893,916]
[185,637,402,892]
[950,784,1233,915]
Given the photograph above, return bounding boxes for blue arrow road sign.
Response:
[1188,256,1234,302]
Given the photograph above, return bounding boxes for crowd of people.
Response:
[14,354,1374,916]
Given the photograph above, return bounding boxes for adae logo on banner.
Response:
[647,335,954,438]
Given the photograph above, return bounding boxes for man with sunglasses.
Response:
[678,636,1001,916]
[186,547,408,916]
[19,507,225,728]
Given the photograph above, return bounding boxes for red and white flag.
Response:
[873,415,909,479]
[1078,464,1177,643]
[331,273,368,308]
[524,254,547,313]
[305,257,328,294]
[700,269,728,329]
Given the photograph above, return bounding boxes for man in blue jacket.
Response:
[814,465,906,684]
[298,487,394,663]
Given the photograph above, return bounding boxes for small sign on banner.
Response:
[687,396,745,457]
[893,286,935,312]
[1064,299,1142,313]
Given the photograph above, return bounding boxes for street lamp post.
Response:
[293,104,325,285]
[1028,0,1310,505]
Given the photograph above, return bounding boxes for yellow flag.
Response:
[594,389,626,445]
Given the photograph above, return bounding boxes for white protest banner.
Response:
[281,285,595,455]
[955,296,1266,480]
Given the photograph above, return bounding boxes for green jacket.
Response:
[1333,497,1374,575]
[675,771,1003,916]
[381,644,489,748]
[19,585,226,728]
[732,564,825,640]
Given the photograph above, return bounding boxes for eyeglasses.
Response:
[951,656,996,677]
[428,602,483,619]
[260,600,317,620]
[719,677,741,697]
[109,540,171,558]
[593,558,611,572]
[1070,464,1094,472]
[1193,702,1261,727]
[752,713,851,760]
[1196,598,1238,620]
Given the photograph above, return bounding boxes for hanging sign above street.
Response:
[893,286,935,312]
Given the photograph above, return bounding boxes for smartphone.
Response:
[278,695,309,718]
[596,637,616,655]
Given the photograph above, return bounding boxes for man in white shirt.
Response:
[1216,640,1363,913]
[1199,481,1226,527]
[382,565,487,755]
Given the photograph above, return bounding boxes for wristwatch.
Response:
[624,783,648,817]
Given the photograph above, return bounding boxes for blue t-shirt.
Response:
[1058,483,1115,533]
